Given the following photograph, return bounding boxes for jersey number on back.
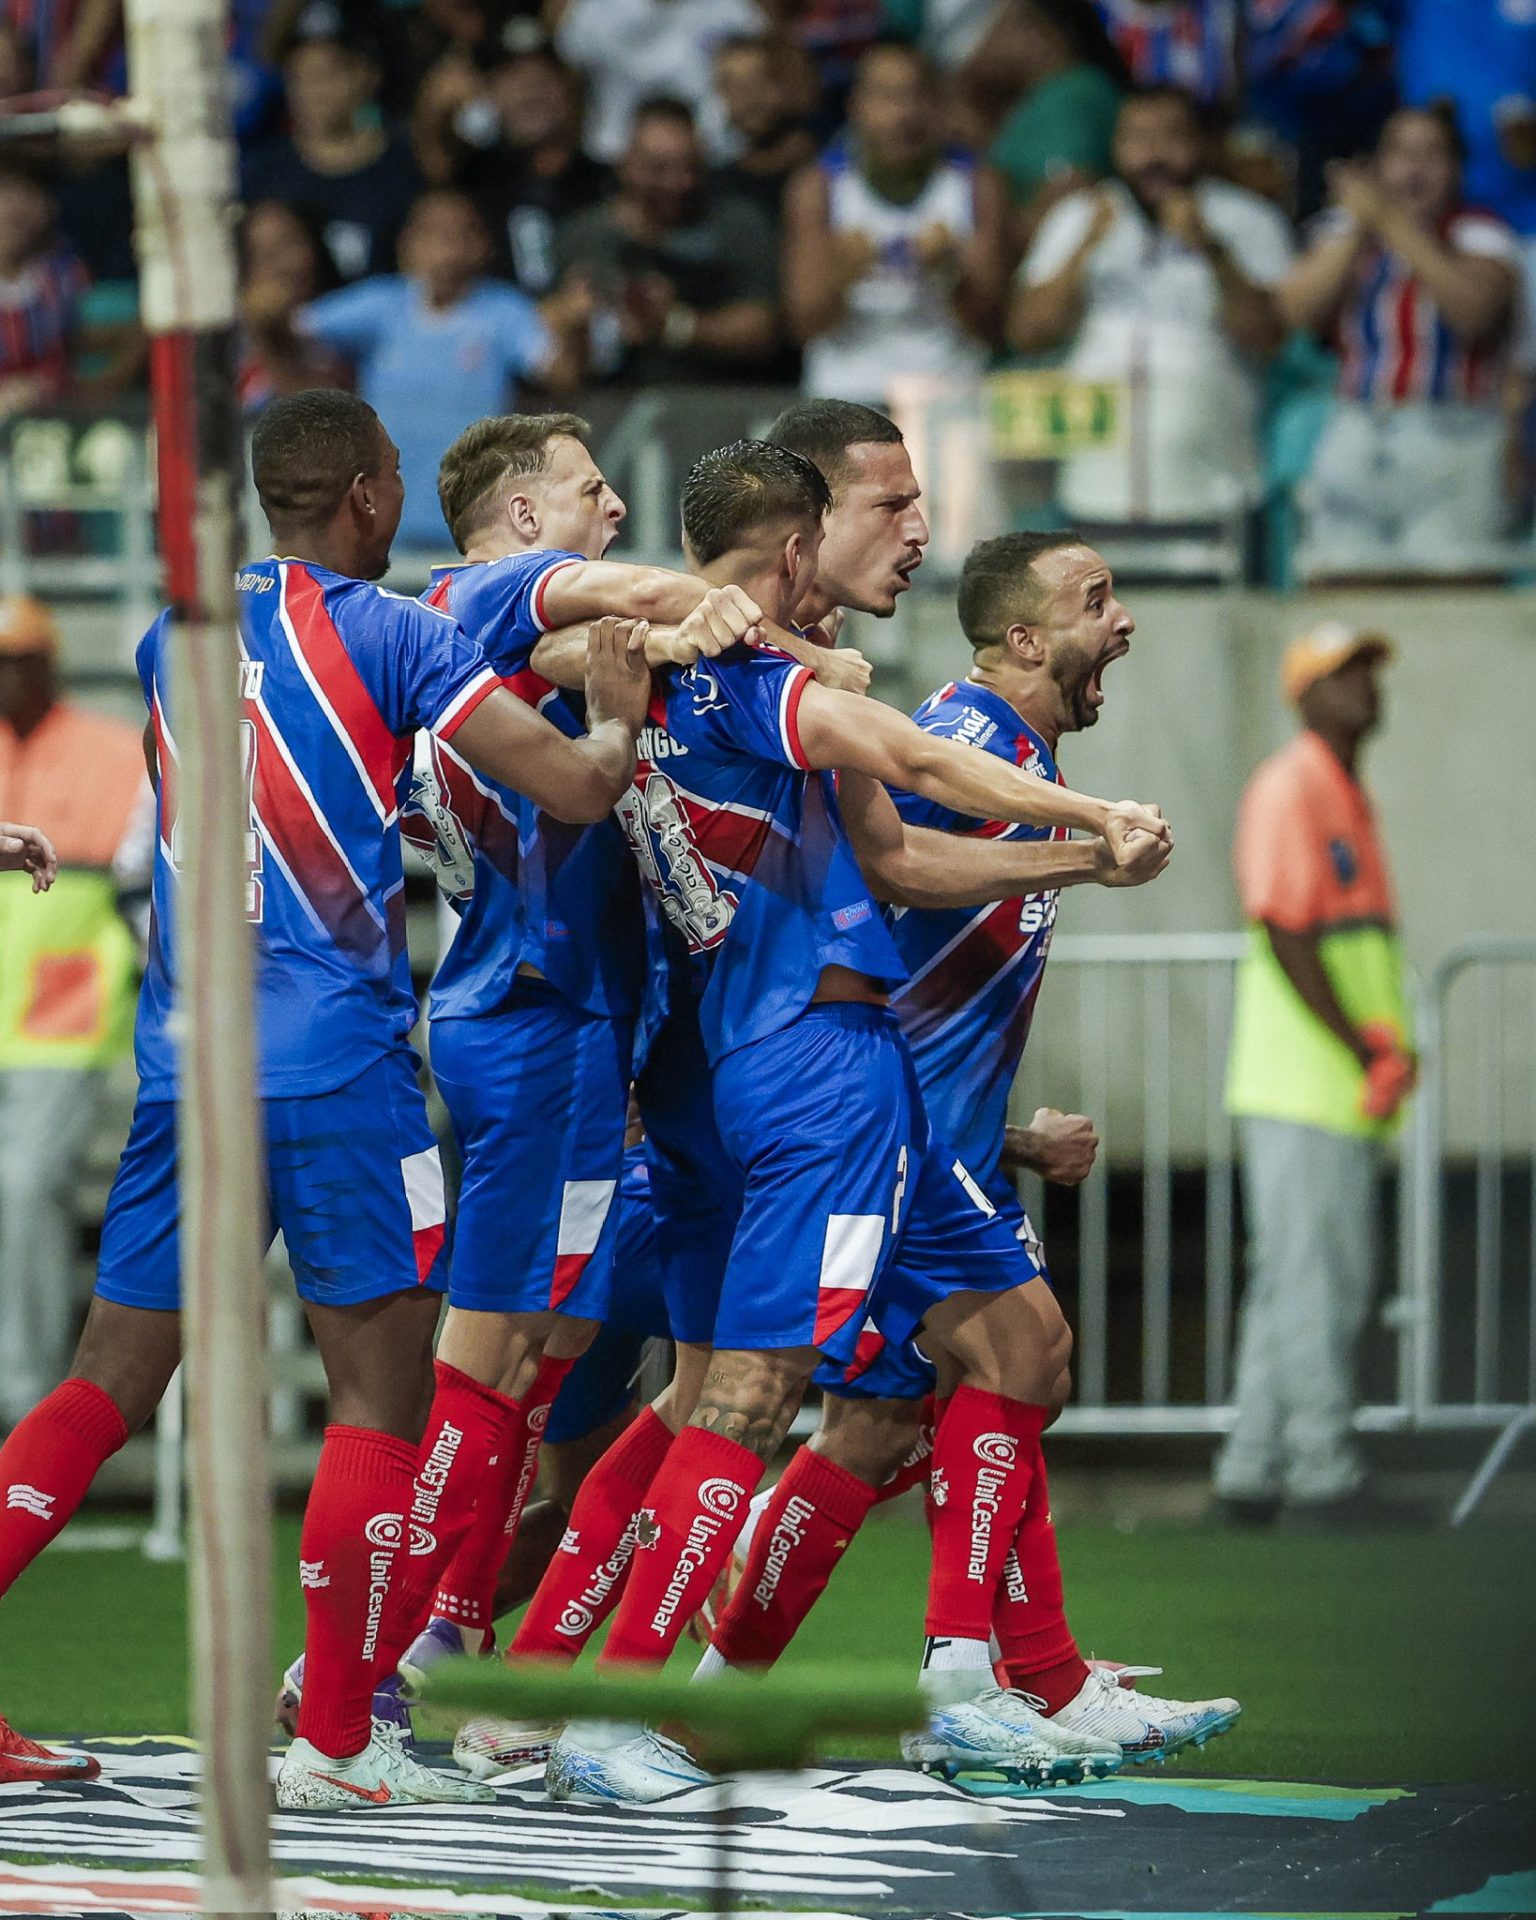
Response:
[616,772,735,952]
[167,717,264,923]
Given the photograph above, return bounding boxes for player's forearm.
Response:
[869,827,1101,908]
[904,728,1111,835]
[542,561,708,633]
[533,618,694,688]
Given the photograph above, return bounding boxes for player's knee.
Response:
[1044,1363,1072,1427]
[70,1298,179,1435]
[814,1394,922,1484]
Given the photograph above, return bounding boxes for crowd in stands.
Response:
[1,0,1533,567]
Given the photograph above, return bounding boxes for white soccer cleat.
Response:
[903,1686,1123,1792]
[545,1720,713,1804]
[1047,1664,1240,1762]
[451,1714,558,1779]
[275,1719,495,1809]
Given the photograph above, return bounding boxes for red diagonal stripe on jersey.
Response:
[435,740,520,884]
[896,897,1025,1043]
[504,665,557,708]
[282,563,400,819]
[246,701,385,966]
[151,693,179,856]
[674,786,772,880]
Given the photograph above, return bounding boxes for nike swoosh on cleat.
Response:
[8,1754,98,1773]
[310,1773,393,1803]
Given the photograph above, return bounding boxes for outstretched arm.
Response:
[450,617,648,823]
[796,679,1169,854]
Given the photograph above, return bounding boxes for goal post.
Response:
[123,0,273,1906]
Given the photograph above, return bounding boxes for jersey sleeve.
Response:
[885,695,997,833]
[298,278,395,356]
[1233,755,1331,931]
[1022,190,1098,284]
[672,647,816,770]
[476,549,586,676]
[365,591,500,741]
[495,289,557,382]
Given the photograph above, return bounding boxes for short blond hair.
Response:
[436,412,591,554]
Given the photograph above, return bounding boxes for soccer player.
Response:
[538,440,1170,1803]
[0,389,650,1806]
[698,530,1242,1772]
[321,413,871,1779]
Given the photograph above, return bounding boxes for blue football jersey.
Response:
[621,643,905,1065]
[888,678,1066,1187]
[414,550,644,1023]
[136,558,499,1100]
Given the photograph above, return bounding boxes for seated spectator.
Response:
[554,0,768,163]
[241,31,420,283]
[553,98,780,387]
[236,200,352,412]
[0,165,87,419]
[1011,85,1291,522]
[964,0,1127,225]
[710,34,820,222]
[289,189,576,549]
[1283,106,1523,573]
[416,41,611,294]
[783,41,1014,405]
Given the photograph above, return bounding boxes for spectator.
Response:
[783,41,1014,404]
[882,0,1004,69]
[0,596,149,1429]
[554,98,780,387]
[416,43,611,293]
[1091,0,1234,106]
[965,0,1127,224]
[236,200,352,412]
[287,189,575,549]
[1218,625,1412,1528]
[1283,106,1522,572]
[554,0,767,163]
[0,164,87,419]
[1010,86,1291,522]
[710,34,820,223]
[241,32,421,283]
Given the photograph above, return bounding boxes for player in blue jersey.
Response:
[0,390,651,1806]
[345,412,873,1780]
[539,441,1175,1804]
[699,527,1241,1774]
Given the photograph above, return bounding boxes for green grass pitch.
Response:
[3,1506,1532,1788]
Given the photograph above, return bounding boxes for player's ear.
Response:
[1006,619,1043,667]
[507,488,538,540]
[783,528,803,582]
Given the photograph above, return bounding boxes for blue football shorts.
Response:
[709,1003,1041,1371]
[96,1046,449,1310]
[431,979,632,1317]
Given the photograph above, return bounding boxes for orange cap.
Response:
[0,596,57,658]
[1281,621,1393,706]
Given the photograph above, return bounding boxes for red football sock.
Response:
[431,1352,574,1637]
[0,1380,128,1598]
[598,1427,763,1670]
[375,1360,522,1667]
[511,1404,674,1660]
[710,1446,878,1668]
[923,1386,1044,1644]
[872,1394,937,1505]
[992,1440,1089,1712]
[295,1424,417,1760]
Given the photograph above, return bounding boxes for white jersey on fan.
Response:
[804,140,988,405]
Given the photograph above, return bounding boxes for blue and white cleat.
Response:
[275,1652,415,1745]
[546,1721,714,1804]
[903,1686,1123,1793]
[1047,1664,1240,1762]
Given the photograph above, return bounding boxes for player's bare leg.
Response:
[0,1298,180,1782]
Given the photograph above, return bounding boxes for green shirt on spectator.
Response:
[989,66,1122,206]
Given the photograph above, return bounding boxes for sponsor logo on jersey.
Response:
[833,899,872,931]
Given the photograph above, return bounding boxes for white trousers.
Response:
[1213,1116,1378,1505]
[0,1066,105,1425]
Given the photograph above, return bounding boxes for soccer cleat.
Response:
[902,1686,1123,1792]
[451,1714,558,1779]
[397,1614,483,1698]
[1047,1664,1241,1761]
[546,1720,714,1804]
[0,1715,100,1784]
[275,1718,494,1809]
[273,1652,414,1745]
